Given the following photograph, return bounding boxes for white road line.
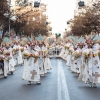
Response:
[58,63,62,100]
[58,60,70,100]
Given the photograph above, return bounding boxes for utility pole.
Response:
[8,0,11,36]
[8,14,11,36]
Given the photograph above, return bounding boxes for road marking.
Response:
[58,62,62,100]
[58,60,70,100]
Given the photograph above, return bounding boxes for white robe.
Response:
[0,55,8,77]
[13,45,19,65]
[4,49,15,75]
[92,45,100,83]
[82,48,93,83]
[59,47,65,58]
[22,50,40,82]
[38,46,47,75]
[17,46,23,65]
[43,46,52,70]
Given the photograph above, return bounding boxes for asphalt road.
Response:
[0,58,100,100]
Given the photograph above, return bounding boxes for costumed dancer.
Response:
[0,47,5,78]
[42,42,52,71]
[13,41,19,65]
[82,42,93,87]
[22,43,41,85]
[38,42,46,76]
[17,41,23,65]
[3,43,15,75]
[92,43,100,88]
[66,42,72,66]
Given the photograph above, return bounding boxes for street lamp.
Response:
[5,0,13,36]
[0,26,3,38]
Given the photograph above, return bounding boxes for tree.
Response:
[14,6,49,36]
[71,1,100,36]
[0,0,10,31]
[19,16,48,36]
[0,0,9,15]
[0,2,49,37]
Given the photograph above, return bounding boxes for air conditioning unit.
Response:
[67,21,70,24]
[78,1,85,7]
[34,2,40,7]
[46,22,48,25]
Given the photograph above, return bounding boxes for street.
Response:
[0,58,100,100]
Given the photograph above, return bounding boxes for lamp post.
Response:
[0,26,3,38]
[7,0,15,37]
[8,0,11,36]
[8,15,11,36]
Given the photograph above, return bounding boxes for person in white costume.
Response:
[76,43,83,75]
[42,42,52,70]
[38,42,47,76]
[19,42,25,64]
[92,43,100,88]
[22,44,41,85]
[13,41,19,65]
[71,47,79,73]
[42,43,48,73]
[70,45,76,72]
[0,48,6,78]
[82,43,93,87]
[17,42,23,65]
[78,43,87,81]
[66,42,72,66]
[61,43,68,60]
[9,43,16,69]
[3,44,15,76]
[59,43,66,58]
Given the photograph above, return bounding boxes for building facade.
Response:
[74,0,99,16]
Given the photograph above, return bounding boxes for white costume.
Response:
[38,46,47,75]
[22,48,40,82]
[4,48,15,76]
[92,44,100,84]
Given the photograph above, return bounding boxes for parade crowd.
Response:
[0,37,100,88]
[0,38,52,85]
[59,39,100,88]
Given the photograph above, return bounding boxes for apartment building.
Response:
[74,0,99,16]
